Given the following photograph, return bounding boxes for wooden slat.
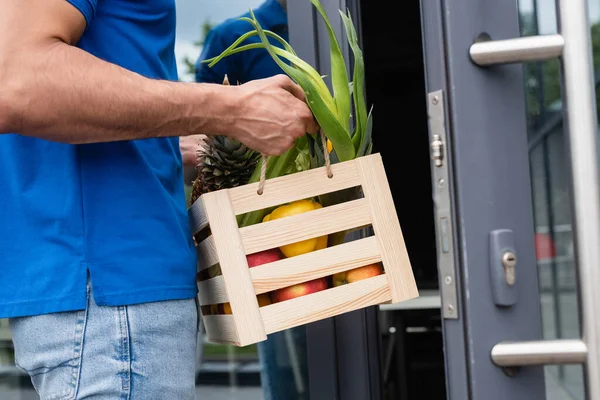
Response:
[261,274,391,334]
[188,198,209,235]
[356,154,419,303]
[202,315,240,346]
[202,190,267,346]
[240,198,371,255]
[196,236,218,272]
[228,158,362,215]
[250,236,382,294]
[197,276,229,306]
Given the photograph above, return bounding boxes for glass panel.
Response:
[177,1,310,399]
[519,0,587,398]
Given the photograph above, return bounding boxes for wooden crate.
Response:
[188,153,418,346]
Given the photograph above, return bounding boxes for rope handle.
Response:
[257,130,333,195]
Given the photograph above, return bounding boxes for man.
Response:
[195,2,309,400]
[196,0,288,85]
[0,0,318,399]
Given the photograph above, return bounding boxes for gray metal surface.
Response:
[491,340,587,367]
[488,229,518,306]
[423,0,547,398]
[469,34,564,66]
[557,1,600,398]
[419,1,470,398]
[427,90,458,320]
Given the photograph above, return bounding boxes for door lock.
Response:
[489,229,518,306]
[502,251,517,286]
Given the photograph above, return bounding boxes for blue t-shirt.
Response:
[195,0,288,85]
[0,0,197,318]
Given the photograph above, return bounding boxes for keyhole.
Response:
[502,251,517,286]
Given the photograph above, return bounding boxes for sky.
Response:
[174,0,264,81]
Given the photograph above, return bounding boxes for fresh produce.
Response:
[246,248,284,267]
[332,263,384,287]
[218,249,281,314]
[195,0,378,315]
[267,199,328,257]
[203,0,374,229]
[190,76,261,204]
[271,278,329,303]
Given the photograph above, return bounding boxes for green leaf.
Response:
[310,0,351,132]
[202,28,296,69]
[357,106,374,157]
[340,10,368,152]
[205,42,335,111]
[245,10,355,161]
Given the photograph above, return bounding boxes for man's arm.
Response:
[0,0,318,156]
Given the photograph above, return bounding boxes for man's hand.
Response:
[0,0,317,157]
[179,134,205,167]
[224,75,320,156]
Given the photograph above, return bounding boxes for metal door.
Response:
[421,0,600,399]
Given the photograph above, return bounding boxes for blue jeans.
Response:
[9,284,198,399]
[258,327,309,400]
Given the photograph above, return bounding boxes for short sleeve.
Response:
[66,0,98,26]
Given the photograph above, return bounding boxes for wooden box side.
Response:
[197,275,228,306]
[249,236,382,294]
[261,274,392,334]
[227,157,363,216]
[239,198,372,255]
[188,197,209,236]
[355,154,419,303]
[196,236,218,273]
[201,191,267,346]
[202,315,240,346]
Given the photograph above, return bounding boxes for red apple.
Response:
[217,251,282,315]
[247,248,284,267]
[333,263,384,287]
[272,278,329,303]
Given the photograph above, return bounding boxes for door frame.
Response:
[420,0,548,398]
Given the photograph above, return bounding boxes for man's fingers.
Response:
[306,115,319,135]
[276,74,306,101]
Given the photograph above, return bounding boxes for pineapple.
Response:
[190,75,260,204]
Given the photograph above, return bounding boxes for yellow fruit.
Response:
[263,213,272,222]
[326,139,333,154]
[312,202,328,250]
[316,235,328,250]
[270,199,328,257]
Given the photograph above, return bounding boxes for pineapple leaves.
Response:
[339,9,368,154]
[357,106,374,157]
[202,3,373,228]
[243,9,355,161]
[310,0,351,133]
